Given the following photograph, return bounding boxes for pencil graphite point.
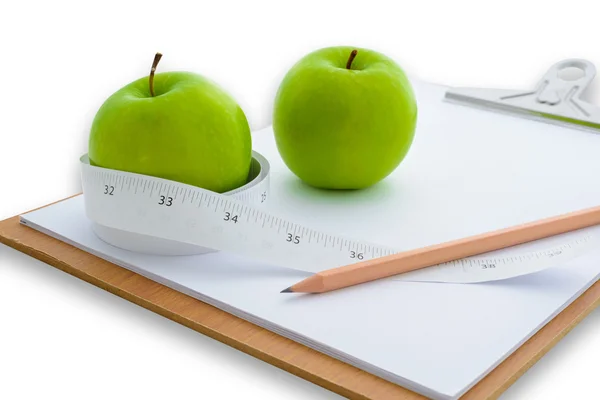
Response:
[280,286,294,293]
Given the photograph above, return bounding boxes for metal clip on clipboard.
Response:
[445,59,600,132]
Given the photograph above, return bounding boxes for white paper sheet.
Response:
[20,79,600,399]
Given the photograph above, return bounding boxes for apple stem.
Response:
[149,52,163,97]
[346,50,358,70]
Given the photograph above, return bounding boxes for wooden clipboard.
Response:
[1,198,599,400]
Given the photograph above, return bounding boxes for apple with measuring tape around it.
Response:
[273,46,417,189]
[89,53,252,193]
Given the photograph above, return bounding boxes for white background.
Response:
[1,1,599,399]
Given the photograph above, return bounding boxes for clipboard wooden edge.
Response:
[1,197,599,400]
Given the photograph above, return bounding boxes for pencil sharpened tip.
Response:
[280,287,294,293]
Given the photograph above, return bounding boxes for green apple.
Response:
[273,46,417,189]
[89,53,252,193]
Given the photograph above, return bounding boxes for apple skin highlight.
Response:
[89,70,252,194]
[273,46,418,190]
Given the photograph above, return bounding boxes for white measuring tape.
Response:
[80,153,595,283]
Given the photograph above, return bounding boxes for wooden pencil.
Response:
[281,204,600,294]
